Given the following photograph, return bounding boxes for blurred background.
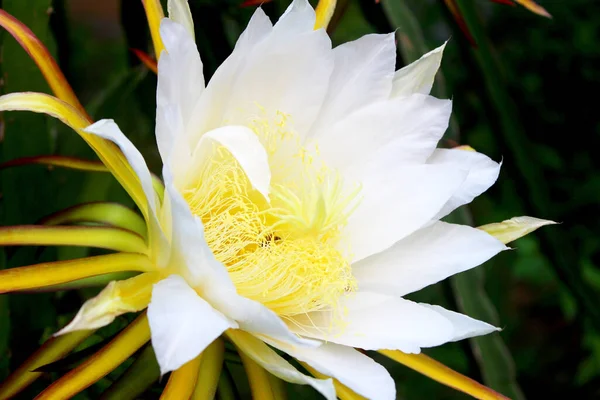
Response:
[0,0,598,398]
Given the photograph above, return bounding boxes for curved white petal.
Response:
[428,148,501,218]
[148,275,236,375]
[266,338,396,400]
[317,94,452,174]
[391,41,447,98]
[420,304,500,341]
[311,33,396,135]
[85,119,157,212]
[353,221,508,296]
[276,0,316,35]
[163,170,317,348]
[290,292,454,353]
[187,7,332,144]
[84,120,170,265]
[227,330,336,400]
[345,164,467,262]
[183,125,271,199]
[183,8,272,143]
[167,0,195,40]
[157,18,204,162]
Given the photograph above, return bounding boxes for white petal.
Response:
[290,292,454,353]
[391,41,447,98]
[311,33,396,135]
[275,0,316,35]
[266,338,396,400]
[157,18,204,162]
[84,119,158,213]
[317,94,452,173]
[167,0,195,40]
[187,9,332,144]
[162,169,317,348]
[345,164,467,262]
[148,275,236,375]
[84,119,171,265]
[228,330,336,400]
[478,216,557,244]
[420,304,500,341]
[353,221,508,296]
[183,125,271,199]
[428,148,501,218]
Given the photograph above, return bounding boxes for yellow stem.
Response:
[35,313,151,400]
[0,330,94,400]
[379,350,509,400]
[191,338,225,400]
[161,354,203,400]
[141,0,166,58]
[0,253,153,293]
[0,225,147,254]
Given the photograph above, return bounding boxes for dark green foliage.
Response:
[0,0,597,398]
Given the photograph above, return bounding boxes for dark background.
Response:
[0,0,598,398]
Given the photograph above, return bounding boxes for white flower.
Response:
[77,1,510,398]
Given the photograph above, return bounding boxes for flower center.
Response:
[182,112,359,317]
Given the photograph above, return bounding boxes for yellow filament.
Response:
[183,113,358,318]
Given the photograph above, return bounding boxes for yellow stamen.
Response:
[0,330,94,400]
[183,113,358,318]
[192,338,225,400]
[0,253,153,293]
[161,354,203,400]
[0,225,147,254]
[379,350,509,400]
[36,313,150,400]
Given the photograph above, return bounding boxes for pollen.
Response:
[182,112,359,317]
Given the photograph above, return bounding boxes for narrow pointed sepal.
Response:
[0,225,147,254]
[131,48,158,74]
[380,350,509,400]
[40,202,147,238]
[0,253,153,293]
[0,92,150,217]
[141,0,166,58]
[161,353,203,399]
[478,216,557,245]
[0,10,86,115]
[0,330,93,400]
[35,314,151,400]
[513,0,552,18]
[192,338,225,400]
[167,0,195,40]
[101,344,160,400]
[56,272,160,335]
[301,362,367,400]
[314,0,337,30]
